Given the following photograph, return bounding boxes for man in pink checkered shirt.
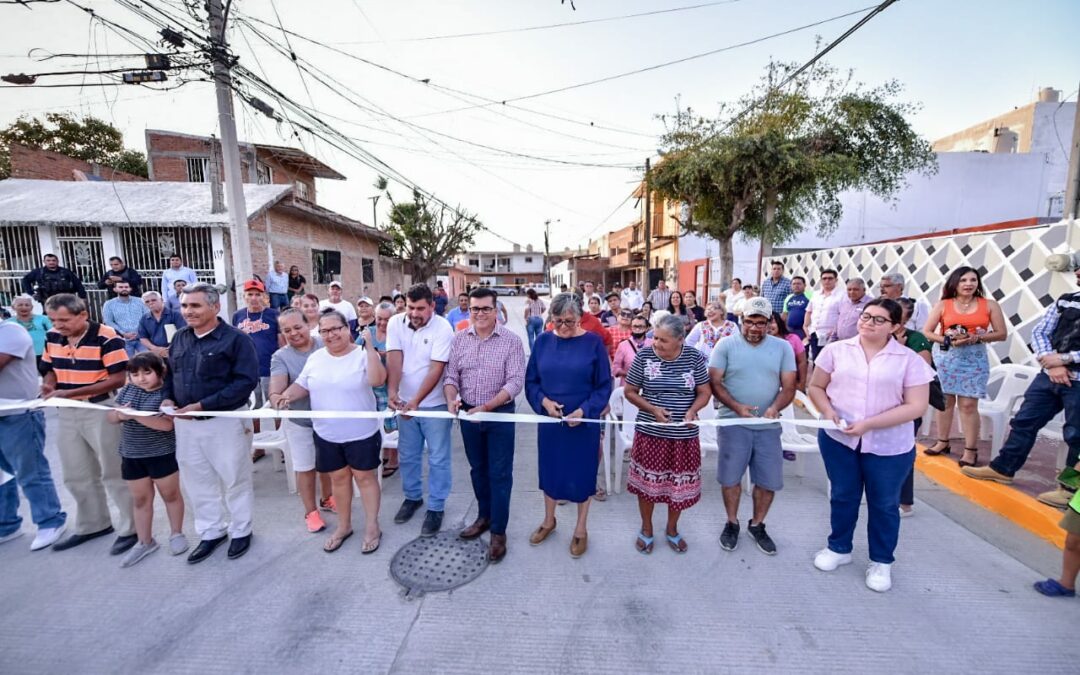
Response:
[443,287,526,563]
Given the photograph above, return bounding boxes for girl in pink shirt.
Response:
[807,298,934,593]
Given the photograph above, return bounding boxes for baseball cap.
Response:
[242,279,265,292]
[356,296,374,306]
[743,297,773,319]
[328,280,343,289]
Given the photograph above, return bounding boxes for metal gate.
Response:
[119,226,216,297]
[0,225,42,310]
[56,225,107,320]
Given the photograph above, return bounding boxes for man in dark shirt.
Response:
[98,256,143,298]
[137,291,186,357]
[163,282,258,564]
[21,254,87,304]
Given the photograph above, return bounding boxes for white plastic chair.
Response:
[251,404,294,493]
[979,365,1039,459]
[605,387,638,494]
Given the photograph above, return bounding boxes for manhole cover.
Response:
[390,531,489,595]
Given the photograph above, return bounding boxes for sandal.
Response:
[923,438,952,456]
[635,531,654,554]
[361,532,382,555]
[959,448,979,468]
[382,464,399,478]
[593,486,607,502]
[1034,578,1076,597]
[323,530,352,553]
[666,532,688,554]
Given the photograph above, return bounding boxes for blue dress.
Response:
[526,331,613,502]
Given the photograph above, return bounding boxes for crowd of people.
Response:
[1,256,1078,598]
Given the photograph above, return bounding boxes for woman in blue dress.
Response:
[525,293,612,559]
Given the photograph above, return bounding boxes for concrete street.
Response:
[1,296,1076,674]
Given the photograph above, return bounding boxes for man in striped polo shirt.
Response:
[41,294,136,555]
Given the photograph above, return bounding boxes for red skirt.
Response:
[626,432,701,511]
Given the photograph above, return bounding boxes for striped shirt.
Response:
[115,384,175,458]
[625,345,709,439]
[42,322,128,398]
[1031,293,1080,381]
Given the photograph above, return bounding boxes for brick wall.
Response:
[248,206,405,301]
[9,143,146,182]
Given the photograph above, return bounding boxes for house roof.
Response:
[255,143,346,180]
[0,179,292,227]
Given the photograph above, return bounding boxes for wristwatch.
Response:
[1061,353,1076,365]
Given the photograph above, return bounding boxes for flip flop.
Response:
[635,531,654,555]
[323,530,352,553]
[666,532,688,554]
[361,532,382,555]
[382,465,399,478]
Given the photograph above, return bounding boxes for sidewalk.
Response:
[1,299,1075,673]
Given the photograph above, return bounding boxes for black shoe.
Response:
[747,522,777,555]
[109,534,138,556]
[394,498,424,524]
[227,535,251,560]
[719,521,740,551]
[186,535,228,564]
[420,510,443,538]
[52,526,114,552]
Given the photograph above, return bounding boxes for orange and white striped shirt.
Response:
[42,322,128,398]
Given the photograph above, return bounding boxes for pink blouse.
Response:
[613,336,652,386]
[814,336,935,456]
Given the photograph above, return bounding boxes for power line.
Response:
[332,0,743,44]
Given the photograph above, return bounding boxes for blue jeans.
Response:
[0,411,67,536]
[123,338,146,357]
[398,405,453,512]
[459,403,516,535]
[819,430,913,564]
[991,371,1080,476]
[526,316,543,351]
[269,293,289,310]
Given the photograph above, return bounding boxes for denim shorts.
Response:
[314,431,381,473]
[716,425,783,491]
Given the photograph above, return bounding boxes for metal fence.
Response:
[119,226,216,297]
[0,225,42,310]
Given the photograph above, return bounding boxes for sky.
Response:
[1,0,1078,253]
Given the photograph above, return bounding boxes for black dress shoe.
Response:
[394,498,424,524]
[227,535,251,560]
[52,526,114,552]
[187,535,228,564]
[110,534,138,555]
[420,510,443,538]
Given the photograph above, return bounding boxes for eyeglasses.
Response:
[743,319,769,328]
[552,318,578,327]
[858,313,892,326]
[318,325,348,335]
[469,306,495,314]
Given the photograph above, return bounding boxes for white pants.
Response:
[175,417,254,539]
[282,420,316,472]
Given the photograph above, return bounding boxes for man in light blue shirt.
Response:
[161,254,197,306]
[265,260,289,310]
[445,293,469,329]
[708,296,796,556]
[102,281,149,356]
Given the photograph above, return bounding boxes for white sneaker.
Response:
[866,562,892,592]
[899,506,914,518]
[30,523,66,551]
[0,530,25,545]
[813,548,853,571]
[120,539,159,568]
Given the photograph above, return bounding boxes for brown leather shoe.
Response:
[570,532,588,558]
[528,520,556,546]
[459,517,490,540]
[489,534,507,563]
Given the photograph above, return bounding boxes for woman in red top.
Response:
[922,267,1007,467]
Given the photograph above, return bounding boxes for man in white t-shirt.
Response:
[802,269,842,361]
[319,281,357,325]
[621,280,644,311]
[386,283,455,537]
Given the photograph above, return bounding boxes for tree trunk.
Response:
[718,235,735,290]
[758,188,778,275]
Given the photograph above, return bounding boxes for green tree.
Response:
[0,113,149,179]
[374,176,483,284]
[651,60,937,287]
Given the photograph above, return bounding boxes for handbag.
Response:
[929,376,946,412]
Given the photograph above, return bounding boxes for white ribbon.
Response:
[0,397,843,430]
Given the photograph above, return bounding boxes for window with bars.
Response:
[294,180,310,200]
[186,157,209,182]
[361,258,375,283]
[312,249,341,284]
[256,162,273,185]
[0,225,42,306]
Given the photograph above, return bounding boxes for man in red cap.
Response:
[232,279,283,419]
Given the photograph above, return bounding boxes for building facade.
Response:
[454,245,545,289]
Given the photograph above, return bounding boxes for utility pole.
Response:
[207,0,251,309]
[369,195,381,229]
[543,219,551,290]
[642,157,652,295]
[1064,81,1080,225]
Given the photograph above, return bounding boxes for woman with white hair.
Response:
[7,294,51,373]
[686,300,737,356]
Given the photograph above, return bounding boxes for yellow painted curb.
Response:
[915,449,1065,549]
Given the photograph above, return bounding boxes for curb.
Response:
[915,450,1065,549]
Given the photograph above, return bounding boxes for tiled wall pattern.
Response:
[773,221,1076,367]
